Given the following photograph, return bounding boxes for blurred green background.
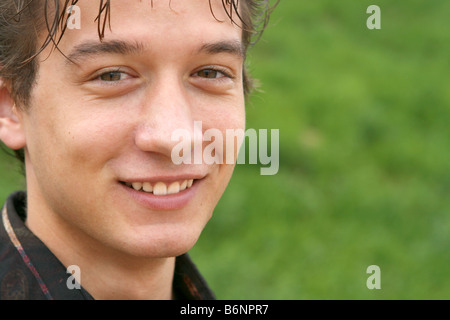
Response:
[1,0,449,299]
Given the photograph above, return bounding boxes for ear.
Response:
[0,80,26,150]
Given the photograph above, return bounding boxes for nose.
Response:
[134,73,200,160]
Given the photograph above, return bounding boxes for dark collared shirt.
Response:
[0,191,215,300]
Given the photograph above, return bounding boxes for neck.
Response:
[78,253,176,300]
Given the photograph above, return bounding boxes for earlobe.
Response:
[0,83,26,150]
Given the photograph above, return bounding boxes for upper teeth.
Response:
[127,179,194,195]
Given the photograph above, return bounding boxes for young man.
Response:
[0,0,276,300]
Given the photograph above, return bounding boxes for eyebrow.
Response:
[66,40,146,64]
[199,40,245,59]
[65,39,244,65]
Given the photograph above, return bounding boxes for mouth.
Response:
[118,177,203,211]
[119,179,197,196]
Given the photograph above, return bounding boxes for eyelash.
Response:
[93,68,130,83]
[93,66,233,82]
[192,66,234,80]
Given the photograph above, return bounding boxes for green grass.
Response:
[1,0,449,299]
[0,148,25,202]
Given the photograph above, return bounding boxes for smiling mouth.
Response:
[120,179,195,196]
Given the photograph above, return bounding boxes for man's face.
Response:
[19,0,245,257]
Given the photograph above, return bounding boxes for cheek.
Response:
[198,94,246,130]
[205,107,245,190]
[208,101,246,163]
[25,104,131,180]
[70,117,128,160]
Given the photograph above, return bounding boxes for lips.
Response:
[123,179,195,196]
[117,173,205,210]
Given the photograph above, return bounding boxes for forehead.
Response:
[45,0,243,59]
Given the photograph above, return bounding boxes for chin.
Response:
[114,223,205,259]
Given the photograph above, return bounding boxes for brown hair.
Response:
[0,0,278,163]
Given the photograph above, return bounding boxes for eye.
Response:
[196,69,224,79]
[98,71,129,82]
[193,67,232,80]
[84,67,141,97]
[189,66,237,93]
